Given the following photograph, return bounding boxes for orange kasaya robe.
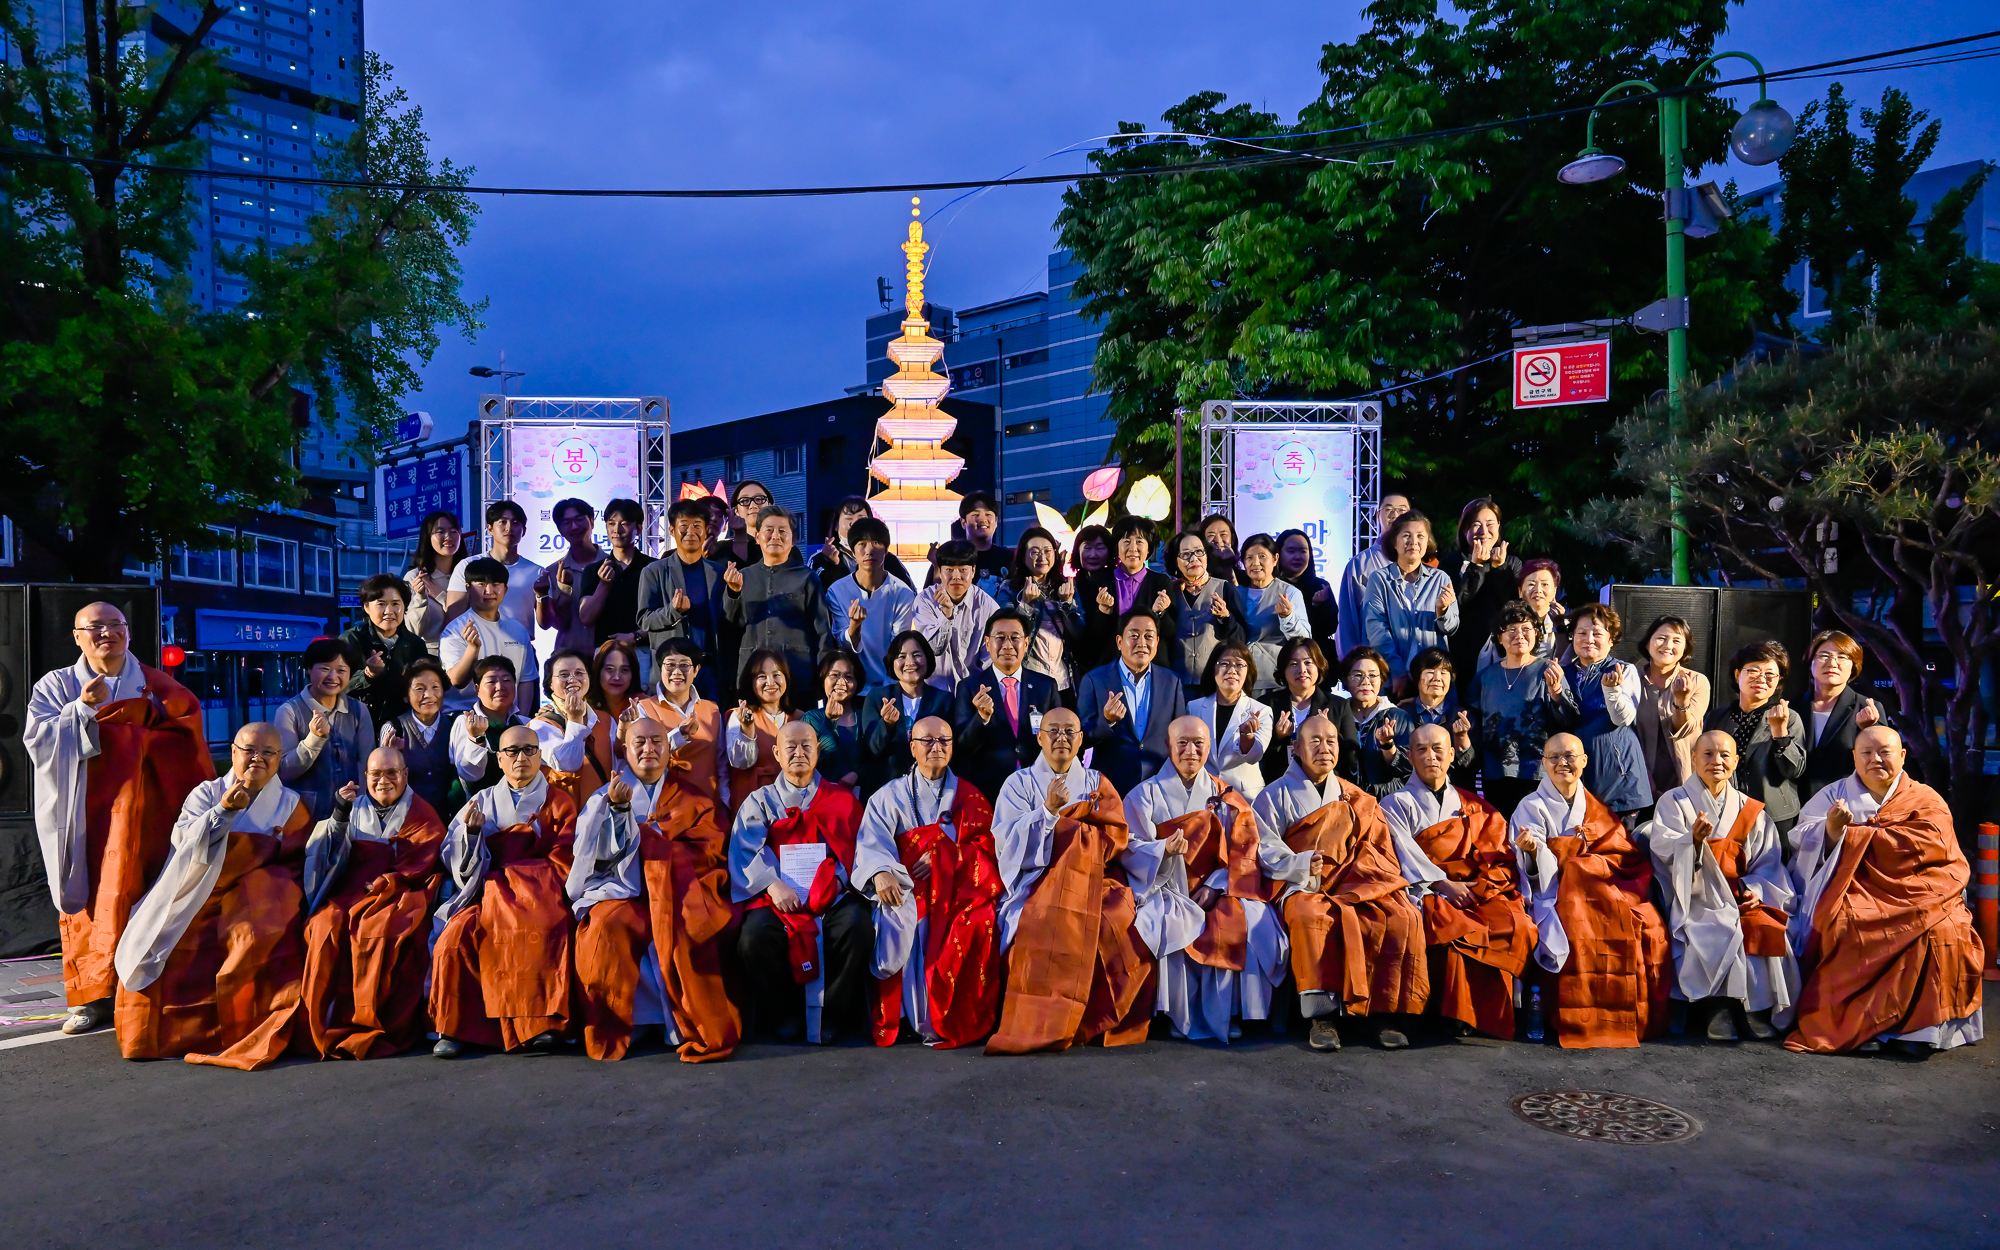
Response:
[1787,777,1985,1054]
[1268,782,1429,1018]
[986,776,1156,1055]
[52,665,215,1006]
[1156,782,1263,974]
[633,695,728,810]
[1541,791,1671,1049]
[114,792,317,1070]
[429,785,579,1051]
[572,776,741,1062]
[298,794,449,1059]
[872,782,1004,1049]
[547,713,619,815]
[1412,789,1536,1037]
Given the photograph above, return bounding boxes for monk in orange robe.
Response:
[1380,724,1536,1039]
[298,746,448,1059]
[567,717,739,1061]
[1512,733,1670,1048]
[1249,713,1428,1053]
[429,724,579,1057]
[25,600,214,1035]
[112,722,316,1069]
[1786,726,1985,1055]
[986,708,1160,1054]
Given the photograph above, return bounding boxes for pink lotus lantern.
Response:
[1081,466,1123,502]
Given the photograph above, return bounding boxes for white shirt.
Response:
[825,573,917,689]
[438,611,534,711]
[447,551,542,637]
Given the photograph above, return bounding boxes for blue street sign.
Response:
[394,411,434,443]
[378,446,466,539]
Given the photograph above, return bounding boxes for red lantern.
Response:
[160,644,187,667]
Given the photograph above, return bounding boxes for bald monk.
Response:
[1126,715,1279,1043]
[112,723,315,1068]
[1648,730,1797,1042]
[855,716,1004,1047]
[1380,724,1535,1040]
[986,707,1154,1054]
[730,722,871,1044]
[429,724,580,1057]
[1786,726,1984,1055]
[1513,732,1670,1048]
[26,601,213,1035]
[1252,713,1427,1053]
[568,717,739,1062]
[298,747,449,1059]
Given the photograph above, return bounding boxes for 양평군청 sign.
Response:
[1231,427,1356,590]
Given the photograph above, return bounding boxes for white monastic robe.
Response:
[114,777,303,991]
[26,654,151,911]
[566,771,679,1043]
[1127,767,1285,1041]
[992,756,1133,948]
[854,768,955,1042]
[1648,780,1798,1012]
[1789,773,1984,1047]
[1507,776,1581,975]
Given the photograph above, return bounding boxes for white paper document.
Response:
[778,842,827,896]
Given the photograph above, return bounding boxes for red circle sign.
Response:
[1523,356,1557,387]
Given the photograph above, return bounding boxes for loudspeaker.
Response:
[1715,587,1816,700]
[1605,585,1719,680]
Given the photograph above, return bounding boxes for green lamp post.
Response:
[1557,53,1795,586]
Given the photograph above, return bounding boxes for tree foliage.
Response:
[1057,0,1793,578]
[1583,325,2000,810]
[0,1,482,580]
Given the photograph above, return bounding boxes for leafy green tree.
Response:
[1058,0,1790,579]
[1582,324,2000,815]
[1774,84,2000,337]
[0,2,482,581]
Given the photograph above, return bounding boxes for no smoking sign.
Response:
[1512,339,1611,409]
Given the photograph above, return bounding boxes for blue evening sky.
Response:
[369,1,1999,436]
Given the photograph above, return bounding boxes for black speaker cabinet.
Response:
[1601,583,1813,699]
[1714,587,1817,700]
[1605,585,1719,680]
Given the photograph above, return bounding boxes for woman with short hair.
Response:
[799,649,865,790]
[1437,497,1520,680]
[1236,533,1311,696]
[1258,637,1360,788]
[859,630,954,789]
[1361,509,1459,689]
[1167,528,1247,689]
[1802,629,1881,799]
[277,638,375,823]
[1562,603,1651,823]
[1633,614,1711,796]
[1190,642,1268,797]
[1000,525,1082,695]
[1703,640,1809,837]
[1473,601,1579,817]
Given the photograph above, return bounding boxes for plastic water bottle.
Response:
[1525,985,1545,1041]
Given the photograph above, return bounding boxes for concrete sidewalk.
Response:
[2,1007,1993,1249]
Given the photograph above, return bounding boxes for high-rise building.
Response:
[865,249,1112,544]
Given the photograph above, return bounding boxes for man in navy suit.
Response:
[1077,609,1187,796]
[953,610,1059,802]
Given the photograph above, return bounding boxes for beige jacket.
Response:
[1634,667,1711,789]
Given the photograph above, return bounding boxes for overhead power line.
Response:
[2,28,1996,201]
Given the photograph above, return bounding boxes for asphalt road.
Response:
[3,1009,1995,1249]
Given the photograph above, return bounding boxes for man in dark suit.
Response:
[953,609,1059,802]
[1075,515,1180,674]
[1077,609,1187,796]
[636,499,736,701]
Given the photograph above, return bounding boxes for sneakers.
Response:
[1308,1018,1342,1052]
[1705,1004,1740,1042]
[1743,1008,1779,1041]
[431,1037,462,1059]
[1375,1027,1410,1050]
[61,998,112,1035]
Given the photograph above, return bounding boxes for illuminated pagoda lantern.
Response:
[867,197,963,582]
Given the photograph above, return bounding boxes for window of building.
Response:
[303,544,334,595]
[1005,348,1050,369]
[122,552,163,580]
[776,444,805,476]
[723,454,742,482]
[1005,419,1050,437]
[1006,488,1052,504]
[0,515,11,566]
[172,527,238,585]
[243,533,299,590]
[1802,262,1832,318]
[338,548,381,578]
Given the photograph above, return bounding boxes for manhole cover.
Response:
[1509,1090,1701,1144]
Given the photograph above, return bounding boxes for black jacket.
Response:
[1438,550,1522,678]
[1075,567,1182,674]
[952,666,1059,802]
[1258,687,1362,788]
[1802,683,1874,801]
[859,682,957,790]
[339,623,432,732]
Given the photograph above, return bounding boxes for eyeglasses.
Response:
[658,662,696,675]
[232,745,280,760]
[497,745,542,758]
[364,770,407,781]
[1177,549,1207,562]
[735,494,772,509]
[1042,728,1080,742]
[1214,659,1249,672]
[1542,752,1584,766]
[913,736,953,748]
[74,623,128,635]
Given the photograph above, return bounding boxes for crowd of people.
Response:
[20,482,1985,1069]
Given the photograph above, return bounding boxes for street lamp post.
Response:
[1557,53,1794,586]
[469,349,527,397]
